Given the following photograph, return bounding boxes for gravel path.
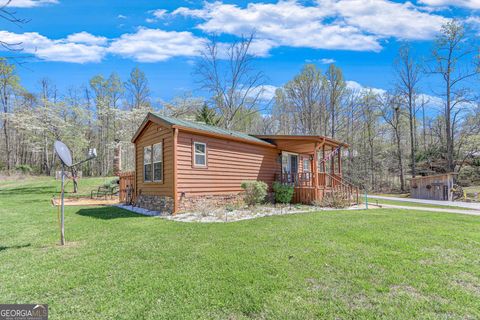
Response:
[377,204,480,216]
[368,195,480,210]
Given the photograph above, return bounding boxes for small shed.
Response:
[410,173,457,201]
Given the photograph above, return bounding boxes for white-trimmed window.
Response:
[143,146,152,181]
[303,159,310,172]
[153,142,163,181]
[193,142,207,167]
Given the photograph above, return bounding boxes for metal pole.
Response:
[60,164,65,245]
[365,189,368,210]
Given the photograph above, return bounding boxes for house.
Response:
[128,112,358,214]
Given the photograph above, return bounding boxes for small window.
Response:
[303,159,310,172]
[143,146,152,181]
[153,143,163,181]
[193,142,207,167]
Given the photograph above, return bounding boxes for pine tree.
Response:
[196,103,219,126]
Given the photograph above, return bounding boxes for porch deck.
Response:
[275,172,359,205]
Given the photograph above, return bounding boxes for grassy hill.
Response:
[0,177,479,319]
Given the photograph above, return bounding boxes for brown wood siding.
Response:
[177,131,280,196]
[135,122,174,197]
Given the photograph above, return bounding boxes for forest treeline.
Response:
[1,20,479,191]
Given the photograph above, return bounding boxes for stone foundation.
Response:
[178,193,244,213]
[135,194,174,215]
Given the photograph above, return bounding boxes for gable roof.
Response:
[131,112,275,147]
[131,113,348,149]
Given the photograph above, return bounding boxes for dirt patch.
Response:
[305,278,374,310]
[452,272,480,296]
[56,241,83,248]
[52,197,119,206]
[389,284,424,300]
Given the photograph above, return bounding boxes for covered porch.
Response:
[256,135,359,204]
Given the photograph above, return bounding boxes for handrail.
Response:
[324,172,360,204]
[275,171,360,205]
[325,173,352,189]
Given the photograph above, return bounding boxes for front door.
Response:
[282,152,298,183]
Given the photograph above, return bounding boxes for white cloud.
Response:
[346,80,386,96]
[108,28,205,62]
[466,16,480,34]
[0,28,209,63]
[152,9,167,19]
[173,0,449,55]
[346,80,449,110]
[306,58,336,64]
[256,85,278,100]
[0,31,106,63]
[66,32,108,45]
[419,0,480,9]
[145,9,168,23]
[320,58,336,64]
[320,0,448,40]
[5,0,58,7]
[241,84,278,101]
[173,1,382,52]
[117,14,127,19]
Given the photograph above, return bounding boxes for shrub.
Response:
[313,193,351,209]
[272,182,294,204]
[15,164,33,174]
[240,180,268,206]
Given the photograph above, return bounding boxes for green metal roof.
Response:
[151,113,274,146]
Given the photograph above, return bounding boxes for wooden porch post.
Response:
[331,148,335,174]
[322,145,326,173]
[313,143,319,188]
[338,147,342,177]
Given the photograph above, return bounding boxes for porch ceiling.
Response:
[254,135,347,154]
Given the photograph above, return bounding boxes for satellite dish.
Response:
[54,141,73,167]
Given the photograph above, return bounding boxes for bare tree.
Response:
[395,44,421,178]
[283,64,326,134]
[379,93,406,191]
[195,33,267,130]
[0,1,28,53]
[325,64,346,138]
[359,90,379,189]
[0,58,19,170]
[125,67,150,110]
[428,20,480,172]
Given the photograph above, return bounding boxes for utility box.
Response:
[410,173,457,201]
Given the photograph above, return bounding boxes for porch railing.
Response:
[275,172,313,187]
[118,171,136,204]
[275,172,359,204]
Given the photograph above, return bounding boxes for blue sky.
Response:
[0,0,478,102]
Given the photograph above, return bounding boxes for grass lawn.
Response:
[1,178,480,319]
[369,198,477,211]
[463,186,480,194]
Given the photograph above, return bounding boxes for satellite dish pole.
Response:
[54,141,96,246]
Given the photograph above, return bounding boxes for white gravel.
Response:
[115,203,366,223]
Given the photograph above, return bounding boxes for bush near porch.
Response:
[0,177,479,319]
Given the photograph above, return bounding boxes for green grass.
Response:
[0,175,115,197]
[1,178,480,319]
[370,198,476,211]
[464,186,480,193]
[372,193,410,198]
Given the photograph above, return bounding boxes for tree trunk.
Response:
[2,87,10,171]
[396,131,405,191]
[408,93,416,178]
